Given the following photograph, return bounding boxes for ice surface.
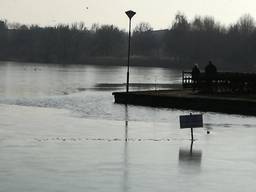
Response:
[0,62,255,192]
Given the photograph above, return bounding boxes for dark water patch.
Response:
[77,87,123,92]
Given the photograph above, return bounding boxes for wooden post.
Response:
[191,127,194,141]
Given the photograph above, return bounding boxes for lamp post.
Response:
[125,10,136,92]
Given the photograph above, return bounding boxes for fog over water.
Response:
[0,61,256,192]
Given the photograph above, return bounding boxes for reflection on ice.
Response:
[125,105,129,142]
[179,141,202,172]
[123,105,129,192]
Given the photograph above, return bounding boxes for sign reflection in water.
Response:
[179,141,202,172]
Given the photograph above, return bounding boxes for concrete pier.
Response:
[113,89,256,116]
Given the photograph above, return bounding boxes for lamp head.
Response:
[125,10,136,19]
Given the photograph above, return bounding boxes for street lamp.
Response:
[125,10,136,92]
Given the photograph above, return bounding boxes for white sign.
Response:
[180,114,203,129]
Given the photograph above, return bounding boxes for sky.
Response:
[1,0,256,30]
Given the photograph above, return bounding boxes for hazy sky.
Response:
[1,0,256,30]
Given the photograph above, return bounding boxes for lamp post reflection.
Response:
[122,104,129,192]
[125,104,128,142]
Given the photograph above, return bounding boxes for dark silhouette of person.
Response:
[192,64,200,90]
[205,61,217,76]
[205,61,217,92]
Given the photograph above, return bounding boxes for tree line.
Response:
[1,13,256,71]
[0,21,126,64]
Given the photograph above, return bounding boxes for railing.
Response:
[182,71,256,93]
[182,71,193,88]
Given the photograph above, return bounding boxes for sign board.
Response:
[180,114,203,129]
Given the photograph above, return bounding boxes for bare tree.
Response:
[134,22,153,33]
[237,14,255,34]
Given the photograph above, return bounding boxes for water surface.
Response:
[0,61,255,192]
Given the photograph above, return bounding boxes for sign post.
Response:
[179,113,203,141]
[191,125,194,141]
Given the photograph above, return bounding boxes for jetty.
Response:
[113,71,256,116]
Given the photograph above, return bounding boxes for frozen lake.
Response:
[0,61,256,192]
